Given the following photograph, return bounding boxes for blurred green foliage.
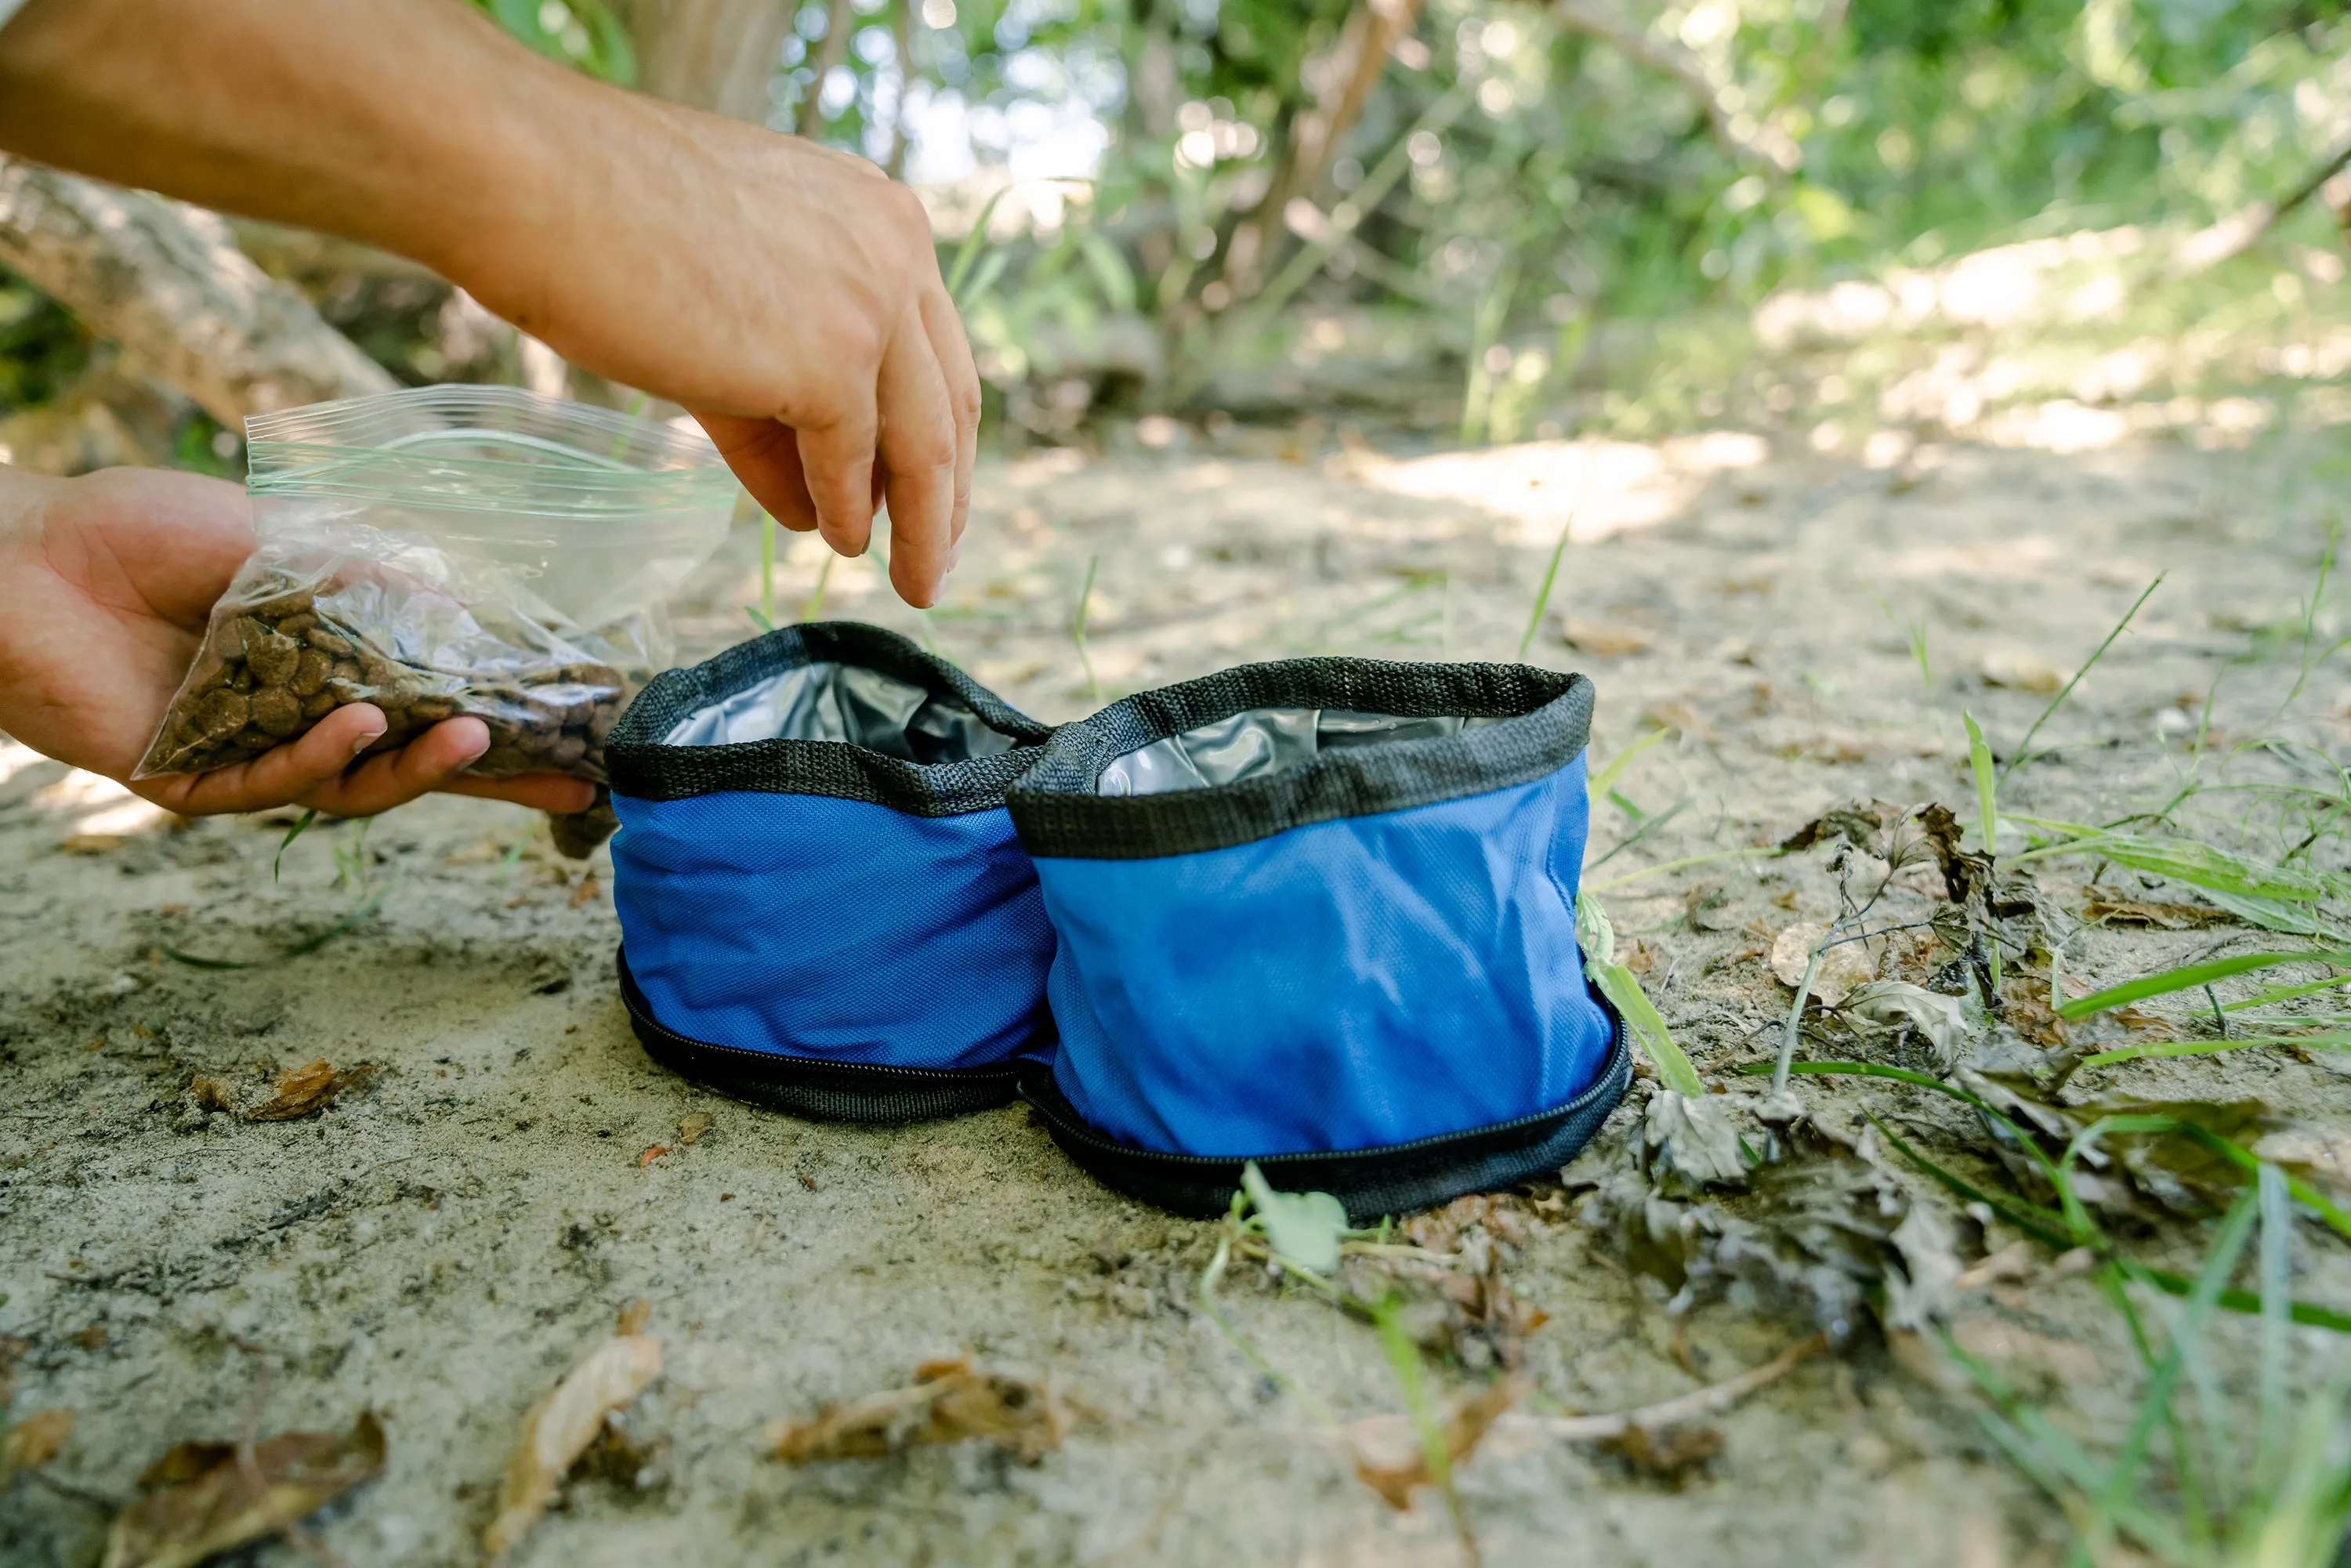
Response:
[474,0,637,85]
[0,277,89,415]
[779,0,2351,421]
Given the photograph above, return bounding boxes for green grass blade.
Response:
[760,509,776,625]
[2084,1032,2351,1066]
[271,809,317,884]
[2011,831,2339,904]
[800,552,835,624]
[2083,1191,2257,1560]
[945,183,1018,301]
[1073,554,1101,701]
[1999,572,2164,784]
[2258,1162,2291,1492]
[2056,951,2351,1019]
[2196,885,2351,939]
[1588,961,1704,1098]
[2226,973,2351,1011]
[1965,710,1998,854]
[1517,515,1574,662]
[1587,726,1668,802]
[161,885,390,971]
[1867,1114,2071,1245]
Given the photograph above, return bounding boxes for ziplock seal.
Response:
[1017,999,1631,1223]
[618,948,1025,1122]
[607,622,1054,815]
[1008,658,1593,860]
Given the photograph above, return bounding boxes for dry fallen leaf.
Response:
[101,1410,384,1568]
[189,1077,237,1114]
[2082,893,2236,929]
[1980,650,2065,693]
[483,1316,663,1562]
[1769,922,1876,1007]
[1562,619,1654,657]
[770,1356,1066,1465]
[1603,1421,1724,1480]
[244,1059,373,1122]
[1,1408,74,1476]
[677,1112,712,1146]
[1353,1374,1526,1510]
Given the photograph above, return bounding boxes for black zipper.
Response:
[1016,999,1631,1222]
[618,947,1029,1123]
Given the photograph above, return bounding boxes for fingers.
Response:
[917,284,982,556]
[292,715,493,817]
[875,300,958,607]
[133,711,598,824]
[693,412,820,533]
[440,773,599,813]
[136,702,390,816]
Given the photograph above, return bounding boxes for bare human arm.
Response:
[0,0,978,606]
[0,0,978,816]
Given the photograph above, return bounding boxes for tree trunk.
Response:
[0,156,396,429]
[618,0,799,123]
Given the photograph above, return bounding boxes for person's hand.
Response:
[0,0,980,610]
[446,100,980,609]
[0,464,596,818]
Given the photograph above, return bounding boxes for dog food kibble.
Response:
[146,586,628,782]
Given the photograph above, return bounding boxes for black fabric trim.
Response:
[607,621,1053,817]
[1007,659,1592,859]
[619,947,1026,1124]
[1017,1006,1631,1223]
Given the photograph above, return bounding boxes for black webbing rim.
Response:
[607,621,1054,817]
[618,947,1026,1124]
[1017,1003,1630,1223]
[1006,657,1593,859]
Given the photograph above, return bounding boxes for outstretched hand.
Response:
[0,465,596,818]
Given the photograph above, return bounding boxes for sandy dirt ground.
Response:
[6,415,2350,1566]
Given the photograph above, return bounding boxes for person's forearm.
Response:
[0,0,615,288]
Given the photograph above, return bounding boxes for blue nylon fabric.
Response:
[612,791,1052,1070]
[1034,755,1610,1157]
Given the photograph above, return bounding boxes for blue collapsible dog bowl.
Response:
[606,621,1056,1121]
[1005,658,1628,1220]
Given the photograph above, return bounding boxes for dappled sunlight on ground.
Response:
[1348,431,1770,545]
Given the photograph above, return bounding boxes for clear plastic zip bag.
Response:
[136,386,737,848]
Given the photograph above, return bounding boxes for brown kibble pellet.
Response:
[246,588,316,621]
[409,696,455,724]
[546,733,587,770]
[250,687,303,737]
[247,631,301,686]
[290,648,331,696]
[274,611,318,639]
[193,689,249,740]
[306,626,353,656]
[301,690,339,719]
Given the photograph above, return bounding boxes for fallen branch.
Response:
[0,156,393,427]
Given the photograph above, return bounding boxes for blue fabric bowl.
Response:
[1006,657,1628,1220]
[606,622,1056,1121]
